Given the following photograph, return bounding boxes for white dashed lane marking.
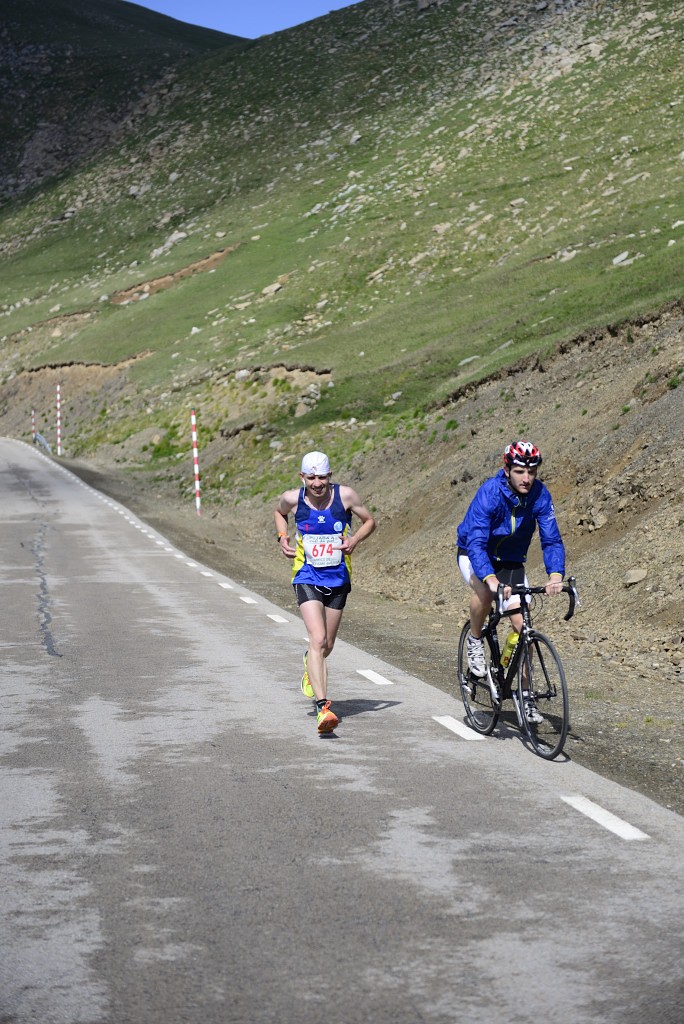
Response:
[561,795,649,841]
[433,715,486,741]
[356,668,394,686]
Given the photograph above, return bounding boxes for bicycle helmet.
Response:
[503,439,542,469]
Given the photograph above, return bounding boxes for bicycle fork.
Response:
[510,688,525,729]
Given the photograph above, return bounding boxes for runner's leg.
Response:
[321,605,345,656]
[299,599,329,700]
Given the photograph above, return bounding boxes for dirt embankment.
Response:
[40,302,682,817]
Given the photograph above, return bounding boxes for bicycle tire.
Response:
[517,632,569,760]
[458,621,499,735]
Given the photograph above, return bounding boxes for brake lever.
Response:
[563,575,580,621]
[496,583,505,620]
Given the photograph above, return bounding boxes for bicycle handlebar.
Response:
[495,576,579,624]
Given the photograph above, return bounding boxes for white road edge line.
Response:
[267,614,288,623]
[240,596,258,605]
[357,668,393,686]
[433,715,486,741]
[561,795,650,841]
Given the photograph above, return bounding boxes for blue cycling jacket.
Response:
[456,469,565,582]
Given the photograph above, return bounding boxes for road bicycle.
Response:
[457,577,579,760]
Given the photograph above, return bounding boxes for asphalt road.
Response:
[1,437,683,1024]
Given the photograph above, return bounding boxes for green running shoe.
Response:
[301,651,314,699]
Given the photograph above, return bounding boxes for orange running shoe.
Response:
[316,700,339,734]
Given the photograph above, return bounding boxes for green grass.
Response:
[0,0,682,489]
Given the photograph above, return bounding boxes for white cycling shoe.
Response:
[466,635,487,678]
[523,694,543,724]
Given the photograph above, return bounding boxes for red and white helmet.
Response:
[503,439,542,469]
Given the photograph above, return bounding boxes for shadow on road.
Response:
[333,698,402,720]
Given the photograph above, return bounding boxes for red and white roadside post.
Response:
[191,409,201,516]
[56,384,62,456]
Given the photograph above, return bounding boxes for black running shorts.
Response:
[294,582,351,609]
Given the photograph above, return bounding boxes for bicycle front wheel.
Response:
[458,621,499,735]
[518,632,569,759]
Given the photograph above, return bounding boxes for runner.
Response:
[274,451,376,734]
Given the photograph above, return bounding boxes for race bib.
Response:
[302,533,343,567]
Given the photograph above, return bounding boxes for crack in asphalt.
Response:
[31,522,62,658]
[9,459,63,658]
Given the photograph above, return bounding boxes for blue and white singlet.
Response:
[291,484,352,588]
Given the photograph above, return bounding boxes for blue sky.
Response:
[132,1,363,39]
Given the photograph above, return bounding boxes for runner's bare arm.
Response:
[274,488,299,558]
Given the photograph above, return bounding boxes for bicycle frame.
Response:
[485,594,534,704]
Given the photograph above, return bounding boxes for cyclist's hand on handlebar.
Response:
[488,577,510,599]
[544,574,564,596]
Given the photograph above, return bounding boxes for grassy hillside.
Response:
[0,0,681,501]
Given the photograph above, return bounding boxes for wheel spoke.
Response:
[519,633,569,759]
[458,622,499,735]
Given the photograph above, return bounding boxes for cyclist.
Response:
[274,451,376,734]
[456,440,565,723]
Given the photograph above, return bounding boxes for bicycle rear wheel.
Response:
[518,632,569,759]
[458,621,499,735]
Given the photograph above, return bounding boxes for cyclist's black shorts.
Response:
[294,582,351,609]
[492,562,525,589]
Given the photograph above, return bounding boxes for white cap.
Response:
[300,451,330,475]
